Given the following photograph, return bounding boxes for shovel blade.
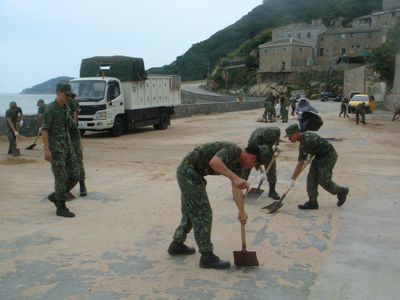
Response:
[25,143,36,150]
[262,201,283,213]
[246,188,264,201]
[233,250,259,267]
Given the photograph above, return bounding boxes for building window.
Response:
[299,48,303,52]
[307,32,311,38]
[319,48,324,56]
[321,37,324,42]
[288,33,292,38]
[297,33,301,39]
[264,49,268,53]
[281,62,286,70]
[283,47,287,51]
[341,33,346,38]
[351,33,356,37]
[341,48,346,55]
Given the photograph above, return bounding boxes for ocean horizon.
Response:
[0,93,56,116]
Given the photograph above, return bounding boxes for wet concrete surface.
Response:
[0,101,399,299]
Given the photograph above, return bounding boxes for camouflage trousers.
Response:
[6,129,16,154]
[172,162,213,254]
[281,107,288,122]
[263,107,275,122]
[76,147,86,181]
[51,152,80,201]
[307,152,341,201]
[356,111,366,124]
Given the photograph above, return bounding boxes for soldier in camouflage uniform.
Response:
[285,124,349,210]
[247,127,281,200]
[167,142,270,269]
[290,96,297,116]
[263,92,276,122]
[42,81,80,218]
[5,101,23,156]
[355,102,367,125]
[68,93,87,196]
[280,95,289,123]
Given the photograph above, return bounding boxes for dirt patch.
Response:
[0,157,38,165]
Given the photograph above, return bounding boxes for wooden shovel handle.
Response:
[241,223,247,252]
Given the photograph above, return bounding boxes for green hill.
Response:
[20,76,74,94]
[147,0,382,80]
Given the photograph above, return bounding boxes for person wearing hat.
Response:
[42,81,80,218]
[295,98,319,131]
[37,99,45,133]
[5,101,23,156]
[285,124,349,210]
[167,142,268,269]
[247,126,281,200]
[68,92,87,197]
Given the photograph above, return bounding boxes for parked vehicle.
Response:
[320,91,339,102]
[71,56,181,136]
[348,94,376,114]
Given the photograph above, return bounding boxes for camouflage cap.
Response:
[258,145,272,165]
[37,99,44,106]
[56,81,72,94]
[285,123,300,137]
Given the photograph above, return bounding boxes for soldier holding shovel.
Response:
[167,142,270,269]
[285,124,349,210]
[5,101,23,156]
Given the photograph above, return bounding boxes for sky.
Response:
[0,0,262,93]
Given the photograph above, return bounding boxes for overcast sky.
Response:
[0,0,262,93]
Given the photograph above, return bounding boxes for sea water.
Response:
[0,93,56,116]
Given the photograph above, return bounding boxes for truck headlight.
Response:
[94,111,107,120]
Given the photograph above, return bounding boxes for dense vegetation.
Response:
[148,0,382,81]
[369,20,400,86]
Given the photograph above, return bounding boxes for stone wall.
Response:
[384,53,400,112]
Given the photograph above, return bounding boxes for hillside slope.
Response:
[148,0,382,80]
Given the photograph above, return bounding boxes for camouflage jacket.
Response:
[248,127,280,147]
[182,142,244,177]
[42,100,74,155]
[299,132,335,161]
[5,107,22,130]
[68,98,79,119]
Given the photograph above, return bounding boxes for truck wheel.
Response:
[111,116,124,137]
[154,112,170,130]
[79,129,86,137]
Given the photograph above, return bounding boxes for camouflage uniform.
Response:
[355,102,366,124]
[263,94,276,122]
[5,106,22,154]
[280,96,289,122]
[290,97,297,116]
[42,100,80,202]
[299,132,342,201]
[172,142,246,254]
[68,99,85,182]
[247,127,279,183]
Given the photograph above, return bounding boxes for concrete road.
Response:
[0,102,399,299]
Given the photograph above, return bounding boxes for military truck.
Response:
[71,56,181,136]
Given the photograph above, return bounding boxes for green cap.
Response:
[285,123,299,137]
[37,99,44,106]
[258,145,272,165]
[9,101,17,108]
[56,81,72,94]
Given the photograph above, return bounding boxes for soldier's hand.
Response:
[238,211,248,225]
[233,178,249,191]
[14,131,19,136]
[274,145,281,153]
[44,149,52,162]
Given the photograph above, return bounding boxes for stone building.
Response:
[351,7,400,28]
[316,26,389,65]
[271,20,327,55]
[258,38,313,73]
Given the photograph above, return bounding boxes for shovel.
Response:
[233,188,259,267]
[26,132,41,150]
[262,156,313,213]
[247,150,279,201]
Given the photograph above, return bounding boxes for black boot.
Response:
[298,200,319,210]
[337,187,349,207]
[268,182,280,200]
[167,241,195,255]
[48,192,57,207]
[79,180,87,197]
[56,201,75,218]
[199,252,231,269]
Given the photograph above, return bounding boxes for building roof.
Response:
[259,38,313,48]
[321,26,386,35]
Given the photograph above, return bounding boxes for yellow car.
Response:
[348,94,376,114]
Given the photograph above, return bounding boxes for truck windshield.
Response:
[71,80,106,102]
